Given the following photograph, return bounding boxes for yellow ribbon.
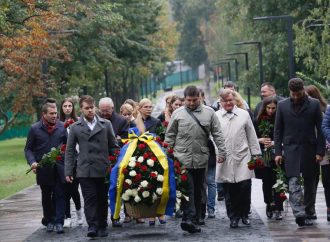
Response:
[113,131,169,219]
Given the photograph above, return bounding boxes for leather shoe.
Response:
[180,221,201,233]
[87,227,97,238]
[112,220,122,227]
[296,217,313,227]
[266,204,273,218]
[217,191,224,201]
[55,223,64,234]
[46,223,54,233]
[196,218,205,225]
[306,213,317,220]
[241,217,250,226]
[230,218,239,228]
[97,227,108,237]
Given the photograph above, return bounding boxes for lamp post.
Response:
[226,52,249,70]
[219,58,239,82]
[253,15,295,79]
[234,41,263,89]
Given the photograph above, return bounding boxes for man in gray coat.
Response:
[65,95,119,238]
[274,78,325,227]
[165,85,226,233]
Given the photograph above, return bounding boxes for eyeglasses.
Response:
[220,99,234,103]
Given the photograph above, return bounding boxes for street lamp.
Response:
[218,58,239,82]
[253,15,295,79]
[234,41,263,89]
[226,52,249,70]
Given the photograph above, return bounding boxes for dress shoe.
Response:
[296,217,313,227]
[241,217,250,226]
[180,221,201,233]
[230,218,239,228]
[46,223,54,233]
[55,223,64,234]
[266,204,273,218]
[275,211,283,220]
[97,227,108,237]
[306,213,317,220]
[87,227,97,238]
[217,191,224,201]
[112,219,122,227]
[327,211,330,222]
[196,218,205,225]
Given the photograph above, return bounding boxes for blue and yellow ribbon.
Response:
[109,128,174,219]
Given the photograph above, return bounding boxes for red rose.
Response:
[143,153,149,159]
[174,161,180,168]
[279,193,287,201]
[139,188,144,193]
[162,142,169,148]
[134,173,142,181]
[151,156,157,162]
[247,162,256,170]
[156,137,162,142]
[56,155,62,161]
[123,182,130,189]
[175,167,181,174]
[135,162,141,168]
[255,158,263,167]
[181,174,188,182]
[122,168,128,174]
[167,148,174,154]
[115,149,120,155]
[108,155,116,162]
[60,144,66,152]
[138,143,146,150]
[150,172,157,178]
[148,152,153,157]
[141,165,148,172]
[163,120,169,127]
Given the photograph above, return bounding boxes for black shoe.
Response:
[217,191,224,201]
[306,213,317,220]
[241,217,250,226]
[196,218,205,225]
[266,204,273,218]
[296,217,313,227]
[112,220,122,227]
[97,227,108,237]
[55,223,64,234]
[327,211,330,222]
[46,223,54,233]
[180,221,201,233]
[230,218,239,228]
[175,209,183,218]
[87,227,97,238]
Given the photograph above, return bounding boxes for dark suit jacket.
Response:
[65,115,119,178]
[110,112,129,139]
[274,96,325,178]
[24,120,67,185]
[144,116,162,134]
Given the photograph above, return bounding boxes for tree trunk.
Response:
[0,109,18,135]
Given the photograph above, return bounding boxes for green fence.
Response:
[0,113,32,141]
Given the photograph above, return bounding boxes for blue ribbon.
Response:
[165,157,176,216]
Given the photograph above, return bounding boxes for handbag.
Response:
[185,108,216,158]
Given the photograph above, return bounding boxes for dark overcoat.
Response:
[274,96,325,178]
[65,116,119,178]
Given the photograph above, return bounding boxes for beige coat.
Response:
[215,107,261,183]
[165,104,226,169]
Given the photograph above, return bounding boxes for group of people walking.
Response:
[24,77,330,238]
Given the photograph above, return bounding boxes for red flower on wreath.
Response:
[141,165,148,172]
[143,153,149,159]
[115,149,120,155]
[162,142,169,148]
[150,172,157,178]
[108,155,117,162]
[134,173,142,182]
[138,143,146,150]
[122,168,128,174]
[151,156,157,162]
[181,174,188,182]
[167,148,174,154]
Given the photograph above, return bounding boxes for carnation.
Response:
[132,189,138,197]
[125,189,133,196]
[137,156,144,163]
[157,174,164,182]
[128,160,136,168]
[140,180,149,188]
[134,195,141,203]
[129,170,137,177]
[122,193,130,201]
[129,157,136,162]
[147,159,154,167]
[125,179,132,185]
[156,188,163,195]
[142,191,150,198]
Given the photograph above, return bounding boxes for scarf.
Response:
[42,116,56,134]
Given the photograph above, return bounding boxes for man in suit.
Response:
[24,98,67,234]
[65,95,119,238]
[274,78,325,226]
[98,97,129,139]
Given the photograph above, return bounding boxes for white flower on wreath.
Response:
[140,180,148,188]
[152,192,158,201]
[142,191,150,198]
[129,157,136,162]
[132,189,138,197]
[125,189,133,197]
[122,193,130,201]
[176,190,182,198]
[128,160,136,168]
[156,188,163,195]
[147,159,154,167]
[134,195,141,203]
[129,170,137,177]
[137,156,144,163]
[125,179,132,185]
[157,174,164,182]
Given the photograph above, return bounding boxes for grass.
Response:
[0,138,35,199]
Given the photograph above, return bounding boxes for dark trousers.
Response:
[261,167,283,211]
[65,179,81,218]
[304,170,320,215]
[40,182,65,225]
[79,178,109,229]
[322,164,330,208]
[182,168,206,222]
[223,179,251,219]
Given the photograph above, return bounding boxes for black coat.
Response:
[24,120,67,185]
[274,96,325,178]
[144,116,162,134]
[110,112,129,139]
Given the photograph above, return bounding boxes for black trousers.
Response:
[261,167,283,211]
[223,179,251,219]
[322,164,330,208]
[65,179,81,218]
[182,168,206,222]
[79,178,109,228]
[304,169,320,216]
